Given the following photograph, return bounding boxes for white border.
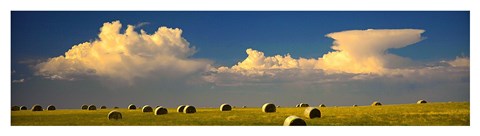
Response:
[1,0,477,136]
[2,0,476,11]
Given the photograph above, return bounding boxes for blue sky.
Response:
[11,11,469,108]
[12,11,469,65]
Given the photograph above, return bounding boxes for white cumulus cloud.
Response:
[445,56,469,67]
[205,29,469,86]
[35,21,212,83]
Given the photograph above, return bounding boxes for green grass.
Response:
[11,102,469,126]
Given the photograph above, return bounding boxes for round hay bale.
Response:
[100,106,107,109]
[47,105,56,111]
[371,101,382,106]
[353,104,358,107]
[113,107,119,109]
[154,107,168,115]
[177,105,186,113]
[417,100,427,104]
[142,105,153,112]
[319,104,326,107]
[31,104,43,111]
[300,103,309,107]
[107,110,122,120]
[128,104,136,110]
[81,104,88,110]
[283,115,307,126]
[88,105,97,110]
[262,103,276,113]
[220,103,232,111]
[12,106,20,111]
[20,106,28,110]
[183,105,196,114]
[304,107,321,119]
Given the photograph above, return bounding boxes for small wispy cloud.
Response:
[134,22,150,28]
[12,78,25,83]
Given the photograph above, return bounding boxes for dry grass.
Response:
[11,102,469,126]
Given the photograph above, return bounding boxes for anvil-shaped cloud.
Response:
[218,29,424,74]
[205,29,468,86]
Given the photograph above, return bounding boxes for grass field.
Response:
[11,102,469,126]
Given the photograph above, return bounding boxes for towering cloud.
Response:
[35,21,212,82]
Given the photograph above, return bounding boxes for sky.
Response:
[11,11,469,109]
